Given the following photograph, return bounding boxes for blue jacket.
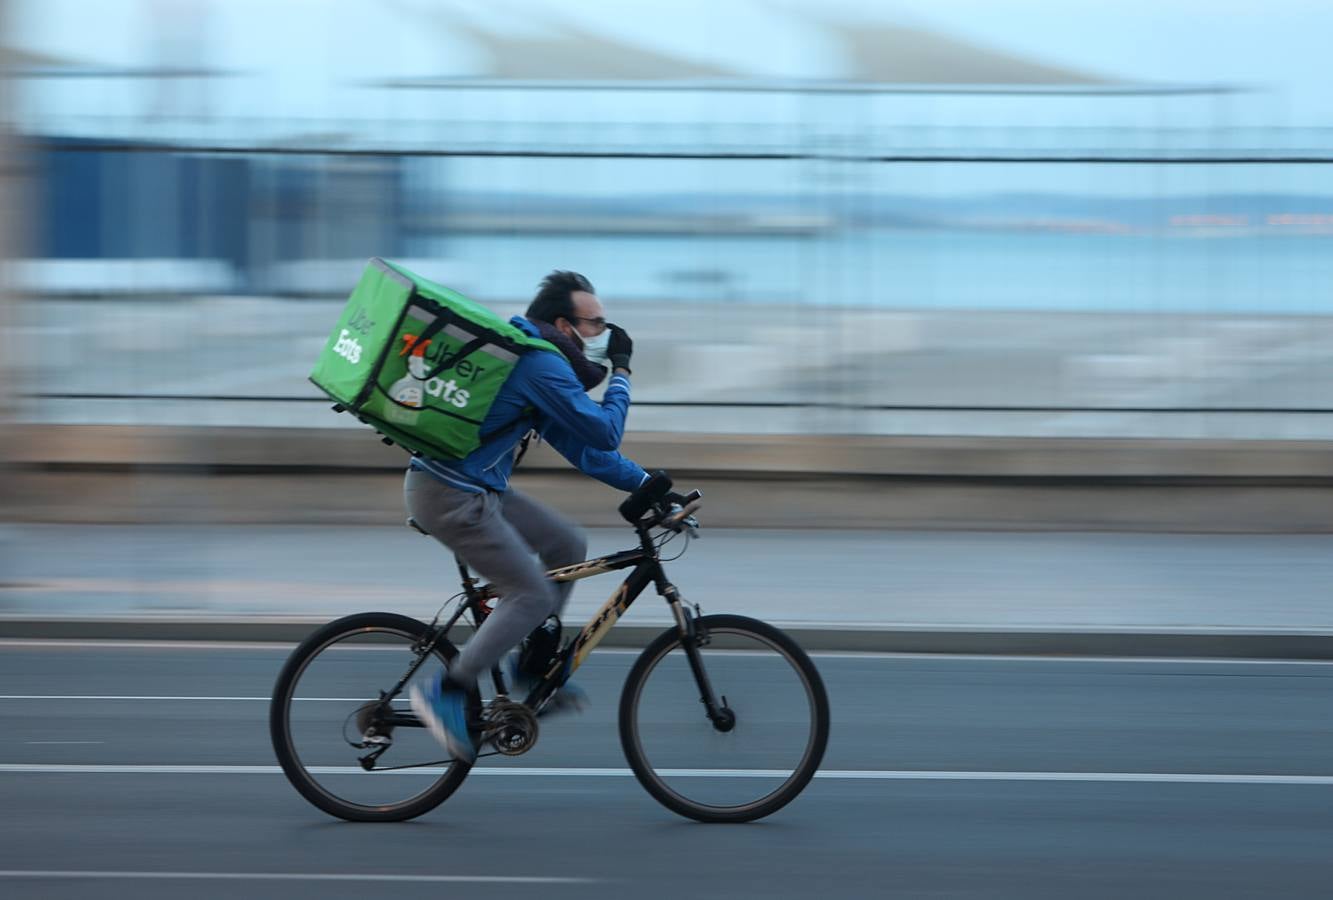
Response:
[409,316,648,494]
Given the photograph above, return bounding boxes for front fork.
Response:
[665,585,735,733]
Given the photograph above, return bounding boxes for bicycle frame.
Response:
[440,522,724,724]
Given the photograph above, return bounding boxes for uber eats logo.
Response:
[333,306,375,364]
[333,329,363,364]
[392,332,491,410]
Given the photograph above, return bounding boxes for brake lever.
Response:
[662,499,703,534]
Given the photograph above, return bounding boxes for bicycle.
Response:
[269,472,830,823]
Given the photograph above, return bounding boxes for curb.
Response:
[3,616,1333,659]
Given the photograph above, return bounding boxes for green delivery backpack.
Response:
[310,258,561,459]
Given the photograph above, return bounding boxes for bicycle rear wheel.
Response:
[619,614,830,823]
[269,612,479,822]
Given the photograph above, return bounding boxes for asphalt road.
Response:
[3,641,1333,898]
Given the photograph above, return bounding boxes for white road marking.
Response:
[0,639,300,651]
[0,696,393,702]
[801,651,1333,666]
[0,870,593,884]
[2,764,1332,784]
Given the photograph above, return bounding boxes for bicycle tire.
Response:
[270,611,478,822]
[618,614,830,823]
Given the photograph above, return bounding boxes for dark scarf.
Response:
[531,319,607,391]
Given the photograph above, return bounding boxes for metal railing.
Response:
[9,81,1333,439]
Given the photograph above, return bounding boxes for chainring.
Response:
[482,697,540,756]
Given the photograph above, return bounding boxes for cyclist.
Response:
[408,270,645,763]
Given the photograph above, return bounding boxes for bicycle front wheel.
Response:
[269,612,478,822]
[619,614,830,823]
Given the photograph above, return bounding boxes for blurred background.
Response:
[2,0,1332,528]
[6,9,1333,893]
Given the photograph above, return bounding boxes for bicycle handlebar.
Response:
[662,498,703,535]
[618,470,702,533]
[618,470,675,524]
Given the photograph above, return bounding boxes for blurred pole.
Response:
[0,0,21,508]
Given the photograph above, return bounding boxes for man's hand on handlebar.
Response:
[618,470,702,532]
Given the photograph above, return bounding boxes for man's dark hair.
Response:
[526,270,595,324]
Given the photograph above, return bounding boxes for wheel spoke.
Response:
[620,616,829,822]
[270,614,475,821]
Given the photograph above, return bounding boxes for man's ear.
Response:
[555,318,582,345]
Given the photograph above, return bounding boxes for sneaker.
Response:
[541,680,590,718]
[408,676,476,764]
[505,652,589,718]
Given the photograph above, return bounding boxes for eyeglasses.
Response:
[569,316,607,334]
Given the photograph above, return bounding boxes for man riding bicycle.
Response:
[408,270,645,763]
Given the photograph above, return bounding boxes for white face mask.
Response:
[580,328,612,366]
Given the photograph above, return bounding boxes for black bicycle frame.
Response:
[352,520,723,771]
[442,523,729,725]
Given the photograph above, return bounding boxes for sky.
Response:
[11,0,1333,126]
[8,0,1331,202]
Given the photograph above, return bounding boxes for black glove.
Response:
[607,323,633,374]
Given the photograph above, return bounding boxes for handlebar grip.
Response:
[619,470,674,525]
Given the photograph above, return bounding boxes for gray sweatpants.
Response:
[404,468,587,684]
